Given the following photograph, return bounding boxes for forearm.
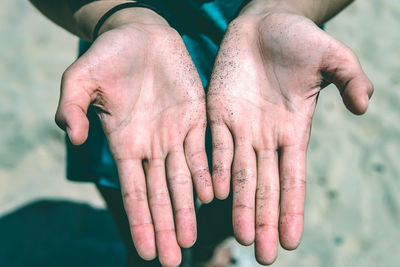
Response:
[29,0,167,41]
[239,0,354,25]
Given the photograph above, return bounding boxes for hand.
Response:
[55,20,213,266]
[207,9,373,265]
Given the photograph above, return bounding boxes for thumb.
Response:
[321,43,374,115]
[55,69,92,146]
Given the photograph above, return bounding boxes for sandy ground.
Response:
[1,0,399,266]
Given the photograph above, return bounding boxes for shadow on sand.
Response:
[0,200,125,267]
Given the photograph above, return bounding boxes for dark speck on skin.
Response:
[233,169,250,192]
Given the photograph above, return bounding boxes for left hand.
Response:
[207,7,373,265]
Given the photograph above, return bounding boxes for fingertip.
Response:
[214,186,229,200]
[132,230,157,261]
[256,256,277,266]
[193,169,214,204]
[67,121,89,146]
[155,230,182,266]
[198,170,214,204]
[235,234,254,246]
[198,189,214,204]
[279,219,303,250]
[255,233,278,265]
[177,230,196,249]
[255,249,277,266]
[233,213,255,246]
[137,246,157,261]
[280,238,301,251]
[158,243,182,267]
[56,103,89,145]
[338,70,373,116]
[212,168,231,200]
[178,237,196,249]
[343,90,370,115]
[175,208,197,249]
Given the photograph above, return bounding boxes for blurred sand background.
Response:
[0,0,399,266]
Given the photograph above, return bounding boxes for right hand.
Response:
[55,15,213,267]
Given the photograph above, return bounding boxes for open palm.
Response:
[56,23,212,267]
[207,12,373,265]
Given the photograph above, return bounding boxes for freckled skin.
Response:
[55,23,213,267]
[207,12,373,265]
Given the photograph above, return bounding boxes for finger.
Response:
[278,145,307,250]
[117,158,156,260]
[322,43,374,115]
[232,140,257,246]
[210,122,234,200]
[254,148,279,265]
[166,147,197,248]
[184,127,213,203]
[55,69,91,145]
[145,157,181,266]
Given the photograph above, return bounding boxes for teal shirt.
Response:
[67,0,249,188]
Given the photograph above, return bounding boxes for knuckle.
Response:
[212,140,232,152]
[192,167,209,179]
[168,173,191,186]
[279,212,304,224]
[175,206,195,218]
[148,188,170,205]
[130,221,153,230]
[256,222,278,232]
[233,203,254,212]
[281,176,306,192]
[186,149,205,162]
[61,64,83,85]
[212,161,229,173]
[148,157,164,169]
[256,185,279,201]
[154,227,176,235]
[233,168,254,184]
[123,187,147,202]
[212,161,230,182]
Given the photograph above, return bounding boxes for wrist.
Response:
[238,0,353,25]
[74,1,168,41]
[96,5,168,39]
[237,0,319,24]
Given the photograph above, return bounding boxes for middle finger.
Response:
[145,157,181,266]
[254,148,280,265]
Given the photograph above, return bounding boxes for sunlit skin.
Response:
[55,22,213,267]
[34,0,376,266]
[207,9,373,265]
